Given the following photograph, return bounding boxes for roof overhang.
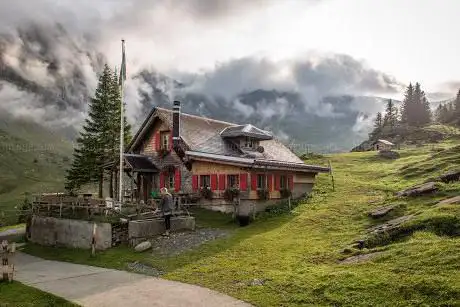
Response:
[185,151,330,173]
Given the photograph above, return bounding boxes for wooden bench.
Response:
[1,240,15,282]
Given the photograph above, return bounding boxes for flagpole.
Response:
[118,39,125,207]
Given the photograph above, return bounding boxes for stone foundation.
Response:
[128,216,196,246]
[29,216,112,250]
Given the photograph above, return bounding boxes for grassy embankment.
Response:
[0,282,78,306]
[23,140,460,306]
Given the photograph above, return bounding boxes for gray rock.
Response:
[396,182,438,197]
[127,261,164,276]
[368,215,414,235]
[340,252,384,264]
[249,278,266,286]
[378,150,400,159]
[437,196,460,206]
[134,241,152,252]
[438,170,460,183]
[368,205,397,218]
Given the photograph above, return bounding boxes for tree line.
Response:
[434,90,460,125]
[371,82,432,139]
[65,65,132,198]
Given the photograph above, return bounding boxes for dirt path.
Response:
[14,252,252,307]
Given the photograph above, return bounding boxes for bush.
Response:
[257,189,269,200]
[200,187,213,200]
[223,187,240,201]
[280,188,292,199]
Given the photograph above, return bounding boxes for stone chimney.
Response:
[172,100,181,148]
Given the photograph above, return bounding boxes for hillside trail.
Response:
[14,252,252,307]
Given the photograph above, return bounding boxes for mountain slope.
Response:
[0,115,73,226]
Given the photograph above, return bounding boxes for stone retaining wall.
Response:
[128,216,195,246]
[30,216,112,250]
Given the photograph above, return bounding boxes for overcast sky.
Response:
[1,0,459,97]
[88,0,459,95]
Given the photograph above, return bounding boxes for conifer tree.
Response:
[374,112,383,129]
[383,99,397,130]
[454,89,460,118]
[65,65,131,197]
[400,83,413,125]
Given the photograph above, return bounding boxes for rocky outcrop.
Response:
[368,205,397,218]
[438,170,460,183]
[368,215,414,235]
[378,150,400,159]
[436,196,460,206]
[396,182,438,197]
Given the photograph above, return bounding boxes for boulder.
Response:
[438,170,460,183]
[378,150,400,159]
[134,240,152,252]
[436,196,460,206]
[368,215,414,235]
[368,205,397,218]
[396,182,438,197]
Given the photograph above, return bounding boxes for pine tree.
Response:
[65,65,131,197]
[400,83,413,125]
[454,89,460,119]
[374,112,383,129]
[383,99,397,130]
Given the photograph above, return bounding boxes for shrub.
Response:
[280,188,292,199]
[200,187,213,200]
[223,187,240,201]
[257,189,269,200]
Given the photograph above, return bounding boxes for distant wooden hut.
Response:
[372,139,395,151]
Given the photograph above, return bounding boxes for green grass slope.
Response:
[0,115,72,226]
[23,139,460,306]
[0,281,78,306]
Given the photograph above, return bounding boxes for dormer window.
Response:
[244,137,258,149]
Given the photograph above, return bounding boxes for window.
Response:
[200,175,211,188]
[165,172,174,190]
[244,136,256,149]
[280,175,287,189]
[227,175,239,188]
[257,174,266,189]
[160,131,170,150]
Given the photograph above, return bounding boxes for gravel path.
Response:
[150,228,230,256]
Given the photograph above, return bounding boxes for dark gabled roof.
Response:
[124,154,158,172]
[128,107,329,172]
[220,124,273,140]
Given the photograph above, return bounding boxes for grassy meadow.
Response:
[0,282,78,306]
[23,140,460,306]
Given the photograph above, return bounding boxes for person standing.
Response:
[158,187,173,236]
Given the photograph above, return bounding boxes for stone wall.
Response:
[128,216,196,245]
[30,216,112,250]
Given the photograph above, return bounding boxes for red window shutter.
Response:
[251,174,257,191]
[154,132,161,151]
[174,168,181,192]
[192,175,198,191]
[288,175,294,190]
[169,132,173,151]
[159,172,165,188]
[240,173,248,191]
[210,174,218,191]
[218,174,226,190]
[267,174,273,191]
[275,175,280,191]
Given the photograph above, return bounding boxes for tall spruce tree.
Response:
[65,65,131,197]
[383,99,397,130]
[400,83,413,125]
[454,89,460,119]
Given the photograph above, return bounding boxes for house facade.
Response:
[373,139,395,151]
[125,101,329,215]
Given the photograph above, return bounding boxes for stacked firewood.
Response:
[1,240,15,282]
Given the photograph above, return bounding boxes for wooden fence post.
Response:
[1,240,15,282]
[328,160,335,192]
